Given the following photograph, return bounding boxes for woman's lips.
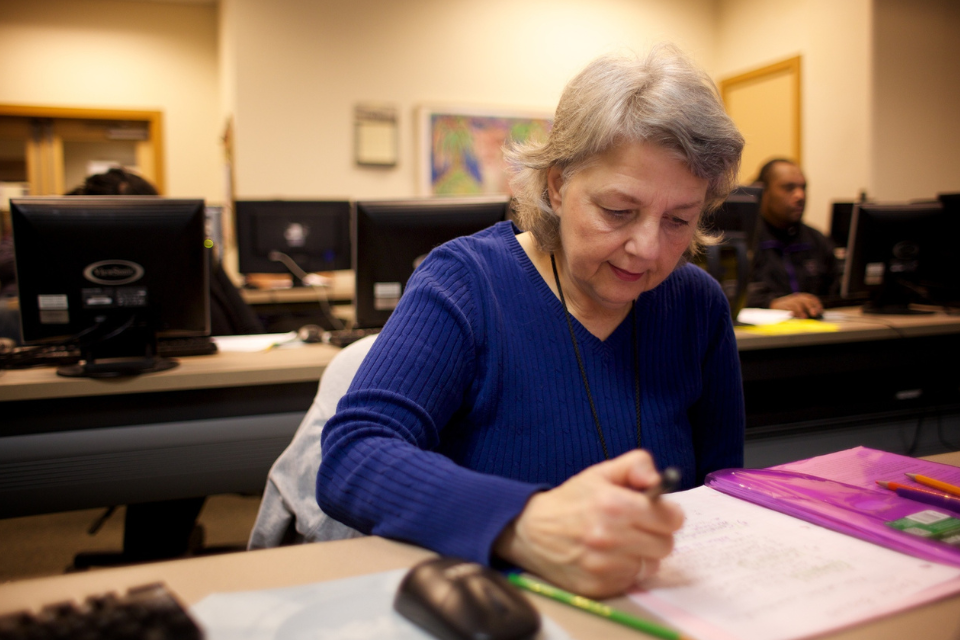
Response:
[610,264,642,282]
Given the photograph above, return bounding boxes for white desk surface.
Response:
[2,451,959,640]
[0,342,339,402]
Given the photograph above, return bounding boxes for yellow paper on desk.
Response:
[739,319,840,335]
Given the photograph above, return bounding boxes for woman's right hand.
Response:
[493,449,684,598]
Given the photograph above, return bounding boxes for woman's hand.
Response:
[493,449,684,599]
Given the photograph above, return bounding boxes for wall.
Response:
[221,0,718,201]
[0,0,222,202]
[872,0,960,201]
[715,0,874,233]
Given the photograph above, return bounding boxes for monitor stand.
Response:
[56,329,179,378]
[57,356,178,379]
[861,281,935,316]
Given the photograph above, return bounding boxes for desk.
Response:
[0,344,339,518]
[734,308,960,466]
[2,310,958,519]
[2,451,960,640]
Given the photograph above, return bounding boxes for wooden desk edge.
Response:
[734,309,960,350]
[2,453,959,640]
[0,344,338,402]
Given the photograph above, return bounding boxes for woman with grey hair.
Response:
[318,45,745,598]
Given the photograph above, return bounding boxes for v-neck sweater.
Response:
[317,221,744,564]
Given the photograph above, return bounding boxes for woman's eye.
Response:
[666,215,690,228]
[601,207,631,218]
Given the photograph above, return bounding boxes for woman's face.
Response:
[548,141,708,315]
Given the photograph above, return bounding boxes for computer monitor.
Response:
[697,187,762,321]
[353,196,511,329]
[10,196,209,377]
[704,185,763,239]
[841,199,960,314]
[830,202,856,249]
[234,200,351,279]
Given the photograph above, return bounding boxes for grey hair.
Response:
[506,44,744,254]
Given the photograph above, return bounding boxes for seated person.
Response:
[69,167,263,336]
[65,168,261,565]
[1,229,21,345]
[316,45,745,599]
[0,234,14,298]
[746,159,839,318]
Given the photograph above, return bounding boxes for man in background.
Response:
[747,158,839,318]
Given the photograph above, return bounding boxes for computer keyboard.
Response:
[0,337,217,370]
[156,336,218,357]
[0,582,204,640]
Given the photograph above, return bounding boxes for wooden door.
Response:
[721,56,802,184]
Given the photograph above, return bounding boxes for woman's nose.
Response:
[625,218,660,260]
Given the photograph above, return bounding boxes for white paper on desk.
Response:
[736,308,794,325]
[631,487,960,640]
[191,568,573,640]
[212,332,297,352]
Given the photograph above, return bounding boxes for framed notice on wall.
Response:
[417,105,552,196]
[355,104,398,167]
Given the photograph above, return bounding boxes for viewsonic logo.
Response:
[83,260,145,285]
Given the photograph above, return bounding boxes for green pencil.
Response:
[507,573,691,640]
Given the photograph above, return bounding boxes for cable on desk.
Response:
[904,411,924,456]
[0,343,81,369]
[268,250,347,331]
[0,314,140,370]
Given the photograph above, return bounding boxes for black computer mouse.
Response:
[297,324,324,343]
[394,557,541,640]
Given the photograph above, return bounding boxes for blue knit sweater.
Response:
[317,221,744,563]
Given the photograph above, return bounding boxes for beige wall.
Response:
[715,0,873,233]
[6,0,956,232]
[0,0,221,201]
[873,0,960,201]
[221,0,718,200]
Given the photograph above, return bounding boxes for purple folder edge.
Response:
[705,468,960,568]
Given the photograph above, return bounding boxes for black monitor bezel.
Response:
[234,199,352,276]
[841,200,955,313]
[352,196,511,329]
[10,196,209,375]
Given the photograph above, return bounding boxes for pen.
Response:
[507,573,691,640]
[877,480,960,516]
[905,473,960,498]
[644,467,682,501]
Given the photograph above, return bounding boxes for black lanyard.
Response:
[550,253,641,460]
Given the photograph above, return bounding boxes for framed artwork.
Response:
[417,105,552,196]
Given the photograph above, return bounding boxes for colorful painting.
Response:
[418,106,552,196]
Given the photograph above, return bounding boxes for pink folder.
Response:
[705,446,960,568]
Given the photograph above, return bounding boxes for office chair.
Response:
[248,335,378,548]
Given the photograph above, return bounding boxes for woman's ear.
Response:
[547,166,564,214]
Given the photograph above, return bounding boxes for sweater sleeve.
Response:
[316,245,544,564]
[689,271,746,482]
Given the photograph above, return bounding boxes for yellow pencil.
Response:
[905,473,960,497]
